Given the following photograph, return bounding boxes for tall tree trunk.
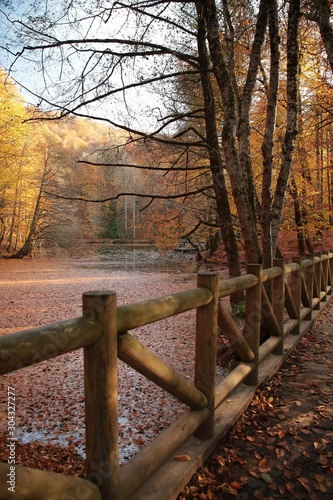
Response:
[6,186,19,253]
[202,0,262,264]
[196,1,243,304]
[261,0,280,270]
[0,217,5,246]
[10,162,47,259]
[314,0,333,73]
[289,174,306,255]
[238,0,268,237]
[271,0,300,256]
[291,86,315,256]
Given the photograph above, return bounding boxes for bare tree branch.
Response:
[44,185,214,203]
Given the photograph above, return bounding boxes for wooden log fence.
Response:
[0,252,332,499]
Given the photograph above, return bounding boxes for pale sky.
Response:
[0,1,191,134]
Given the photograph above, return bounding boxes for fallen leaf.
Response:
[275,448,285,459]
[214,454,225,467]
[175,454,191,462]
[278,440,290,451]
[227,486,240,495]
[206,491,218,500]
[253,489,264,499]
[278,484,286,494]
[261,473,273,484]
[314,441,327,451]
[229,481,242,490]
[317,454,329,465]
[297,477,311,492]
[285,482,294,492]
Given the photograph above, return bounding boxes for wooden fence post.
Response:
[322,251,329,300]
[313,252,321,309]
[289,256,302,335]
[272,259,285,355]
[328,250,333,294]
[244,264,262,386]
[194,272,218,440]
[82,291,119,500]
[304,255,314,319]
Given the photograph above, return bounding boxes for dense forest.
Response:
[0,69,191,257]
[1,1,333,268]
[0,68,239,258]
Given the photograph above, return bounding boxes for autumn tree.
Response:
[0,69,43,254]
[0,71,105,256]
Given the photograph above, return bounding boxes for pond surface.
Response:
[69,243,198,273]
[1,250,226,465]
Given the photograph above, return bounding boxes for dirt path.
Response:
[178,301,333,499]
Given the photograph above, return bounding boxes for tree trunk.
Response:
[0,217,5,246]
[202,0,262,265]
[9,161,48,259]
[238,0,268,241]
[289,174,305,255]
[196,1,243,304]
[314,0,333,73]
[261,0,280,270]
[271,0,300,256]
[6,185,19,253]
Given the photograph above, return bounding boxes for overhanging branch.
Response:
[44,185,214,203]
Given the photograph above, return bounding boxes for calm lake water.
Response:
[68,243,199,273]
[0,247,205,463]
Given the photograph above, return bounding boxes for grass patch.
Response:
[231,301,246,320]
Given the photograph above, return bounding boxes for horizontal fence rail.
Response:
[0,252,332,499]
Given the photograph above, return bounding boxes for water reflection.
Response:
[71,243,198,273]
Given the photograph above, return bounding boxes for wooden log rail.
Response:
[0,252,332,499]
